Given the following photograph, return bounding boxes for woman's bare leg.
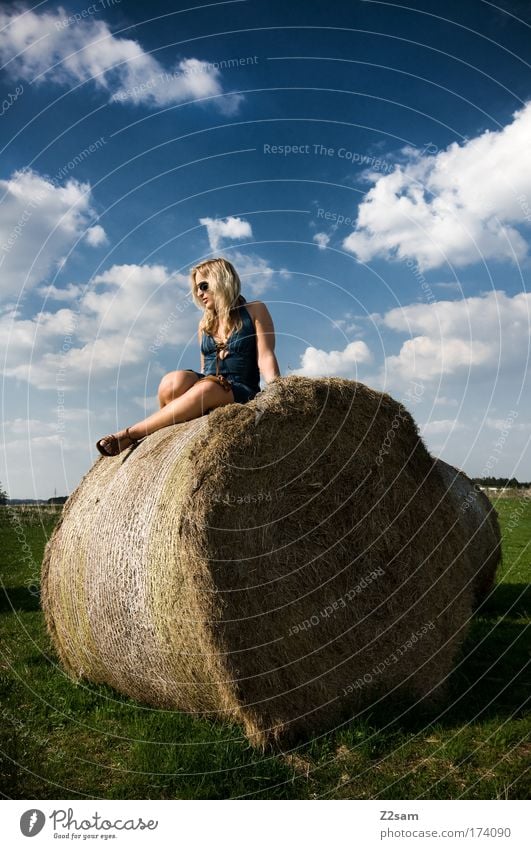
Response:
[158,369,200,408]
[132,379,234,437]
[97,380,235,453]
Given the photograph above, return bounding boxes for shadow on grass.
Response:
[324,601,530,748]
[476,582,530,619]
[0,586,40,614]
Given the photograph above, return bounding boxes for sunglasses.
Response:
[197,281,209,292]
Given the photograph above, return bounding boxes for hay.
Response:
[434,459,501,606]
[42,376,488,747]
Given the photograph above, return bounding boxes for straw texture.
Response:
[41,376,499,747]
[434,458,501,606]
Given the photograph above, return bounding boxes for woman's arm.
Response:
[253,302,281,384]
[198,326,204,372]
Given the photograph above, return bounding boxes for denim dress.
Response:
[187,305,261,404]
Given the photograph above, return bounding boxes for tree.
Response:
[0,481,7,506]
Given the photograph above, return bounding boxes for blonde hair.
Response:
[190,257,246,337]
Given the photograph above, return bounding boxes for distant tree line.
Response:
[473,477,530,488]
[0,482,67,505]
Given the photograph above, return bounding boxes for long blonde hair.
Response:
[190,257,246,337]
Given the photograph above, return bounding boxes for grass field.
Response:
[0,498,529,800]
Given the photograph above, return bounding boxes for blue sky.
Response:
[1,0,530,497]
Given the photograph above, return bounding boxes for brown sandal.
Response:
[96,427,142,457]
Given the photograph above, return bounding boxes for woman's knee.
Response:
[158,369,197,405]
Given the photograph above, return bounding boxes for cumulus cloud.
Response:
[199,216,253,252]
[227,249,290,297]
[0,5,243,114]
[433,395,459,407]
[36,282,85,302]
[0,169,103,299]
[486,417,530,432]
[293,340,372,377]
[420,419,466,436]
[0,246,293,390]
[0,263,196,388]
[313,232,330,250]
[333,311,363,334]
[343,101,531,270]
[85,224,107,247]
[380,290,531,384]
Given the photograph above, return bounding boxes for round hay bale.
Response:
[42,376,479,747]
[433,458,501,606]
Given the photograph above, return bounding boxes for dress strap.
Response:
[214,341,229,376]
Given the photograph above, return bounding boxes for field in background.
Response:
[0,498,529,800]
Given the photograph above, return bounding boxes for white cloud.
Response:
[4,417,58,435]
[333,311,363,334]
[228,249,291,297]
[4,409,87,436]
[486,417,530,432]
[433,395,459,407]
[384,335,492,382]
[0,169,101,299]
[199,216,253,252]
[36,282,85,302]
[313,232,330,250]
[343,101,531,270]
[85,224,107,247]
[0,248,293,391]
[380,290,531,384]
[293,340,372,377]
[0,6,243,114]
[0,263,197,389]
[420,419,466,436]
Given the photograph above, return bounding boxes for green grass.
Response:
[0,498,529,800]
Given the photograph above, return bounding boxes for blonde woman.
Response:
[96,257,281,456]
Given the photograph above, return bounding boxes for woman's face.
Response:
[194,271,216,310]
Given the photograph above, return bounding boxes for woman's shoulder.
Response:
[240,299,268,318]
[239,300,266,329]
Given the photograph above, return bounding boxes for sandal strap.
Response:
[125,427,139,445]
